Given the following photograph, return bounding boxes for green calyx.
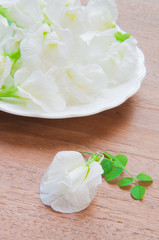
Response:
[0,5,9,19]
[0,85,19,98]
[3,48,21,78]
[3,48,21,63]
[0,85,30,102]
[0,49,23,101]
[114,31,131,43]
[85,153,102,167]
[0,5,16,26]
[0,5,23,28]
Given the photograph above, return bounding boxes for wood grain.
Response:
[0,0,159,239]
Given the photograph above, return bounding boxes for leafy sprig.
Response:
[79,151,153,200]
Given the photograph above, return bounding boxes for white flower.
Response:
[100,37,139,86]
[0,0,44,28]
[3,23,24,54]
[86,0,118,31]
[80,28,117,63]
[40,151,103,213]
[15,68,66,112]
[45,0,85,33]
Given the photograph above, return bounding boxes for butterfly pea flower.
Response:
[15,68,66,112]
[40,151,103,213]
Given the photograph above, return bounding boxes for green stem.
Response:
[109,159,138,184]
[78,150,95,155]
[79,151,103,166]
[124,168,138,184]
[86,154,99,166]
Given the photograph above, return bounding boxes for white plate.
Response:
[0,47,145,119]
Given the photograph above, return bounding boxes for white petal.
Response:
[17,69,66,112]
[86,161,104,184]
[0,56,12,88]
[68,165,88,191]
[87,0,118,23]
[58,64,107,105]
[20,24,50,71]
[0,20,12,52]
[14,67,29,85]
[86,161,103,200]
[50,151,86,173]
[50,184,90,213]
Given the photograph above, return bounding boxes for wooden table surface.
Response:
[0,0,159,239]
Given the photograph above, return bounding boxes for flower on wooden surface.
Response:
[40,151,103,213]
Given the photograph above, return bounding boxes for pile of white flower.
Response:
[0,0,139,113]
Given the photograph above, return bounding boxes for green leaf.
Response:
[131,185,145,200]
[103,152,124,168]
[103,152,113,159]
[118,177,133,187]
[114,31,131,43]
[136,173,153,182]
[112,158,124,168]
[105,167,123,181]
[115,154,128,167]
[101,158,112,175]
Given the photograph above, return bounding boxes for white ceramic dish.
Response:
[0,48,145,119]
